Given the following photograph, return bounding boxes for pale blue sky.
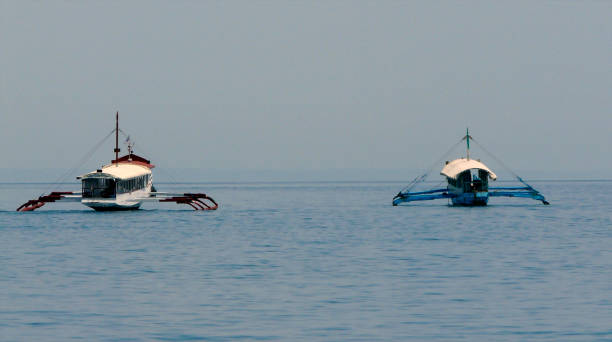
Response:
[1,1,610,180]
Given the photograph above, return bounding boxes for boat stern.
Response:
[451,191,489,206]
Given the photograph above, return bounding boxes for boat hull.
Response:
[81,189,148,211]
[86,203,141,211]
[82,200,142,211]
[451,191,489,206]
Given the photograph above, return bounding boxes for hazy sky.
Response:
[1,1,610,179]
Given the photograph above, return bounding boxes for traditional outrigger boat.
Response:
[17,113,218,212]
[393,129,549,207]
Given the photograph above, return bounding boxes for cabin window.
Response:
[478,169,489,190]
[82,178,116,198]
[459,171,471,192]
[116,174,149,194]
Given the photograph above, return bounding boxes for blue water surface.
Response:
[0,181,611,341]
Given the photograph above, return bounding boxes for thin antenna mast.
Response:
[114,111,120,165]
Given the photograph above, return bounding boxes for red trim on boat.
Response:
[159,193,219,211]
[111,154,155,168]
[16,192,74,212]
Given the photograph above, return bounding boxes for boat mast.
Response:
[114,111,120,166]
[466,127,470,160]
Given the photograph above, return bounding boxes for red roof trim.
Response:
[111,154,155,169]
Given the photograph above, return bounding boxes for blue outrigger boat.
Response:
[393,130,549,206]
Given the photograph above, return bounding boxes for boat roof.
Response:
[82,163,152,180]
[111,154,155,169]
[440,158,497,180]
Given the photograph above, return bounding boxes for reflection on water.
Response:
[1,181,611,341]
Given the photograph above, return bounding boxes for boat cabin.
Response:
[440,158,497,206]
[80,160,152,199]
[82,174,116,198]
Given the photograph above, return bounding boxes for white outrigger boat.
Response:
[17,113,218,212]
[393,129,549,207]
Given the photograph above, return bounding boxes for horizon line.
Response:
[1,179,611,185]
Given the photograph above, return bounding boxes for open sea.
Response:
[0,181,610,341]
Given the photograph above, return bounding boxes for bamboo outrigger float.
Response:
[393,129,549,207]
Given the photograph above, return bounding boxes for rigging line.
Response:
[469,137,535,189]
[469,138,519,178]
[116,130,181,184]
[41,128,116,196]
[399,138,465,194]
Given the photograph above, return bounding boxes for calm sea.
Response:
[1,181,610,341]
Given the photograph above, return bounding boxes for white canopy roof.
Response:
[440,158,497,180]
[82,163,152,180]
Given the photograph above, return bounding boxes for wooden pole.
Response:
[114,112,120,165]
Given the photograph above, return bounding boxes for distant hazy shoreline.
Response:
[0,168,609,184]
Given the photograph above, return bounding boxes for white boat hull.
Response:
[82,188,150,211]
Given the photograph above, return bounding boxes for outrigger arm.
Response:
[392,188,456,206]
[488,176,549,204]
[17,191,219,211]
[16,192,82,211]
[393,185,549,206]
[488,187,549,204]
[143,192,219,210]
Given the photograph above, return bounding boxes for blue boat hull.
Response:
[450,192,489,206]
